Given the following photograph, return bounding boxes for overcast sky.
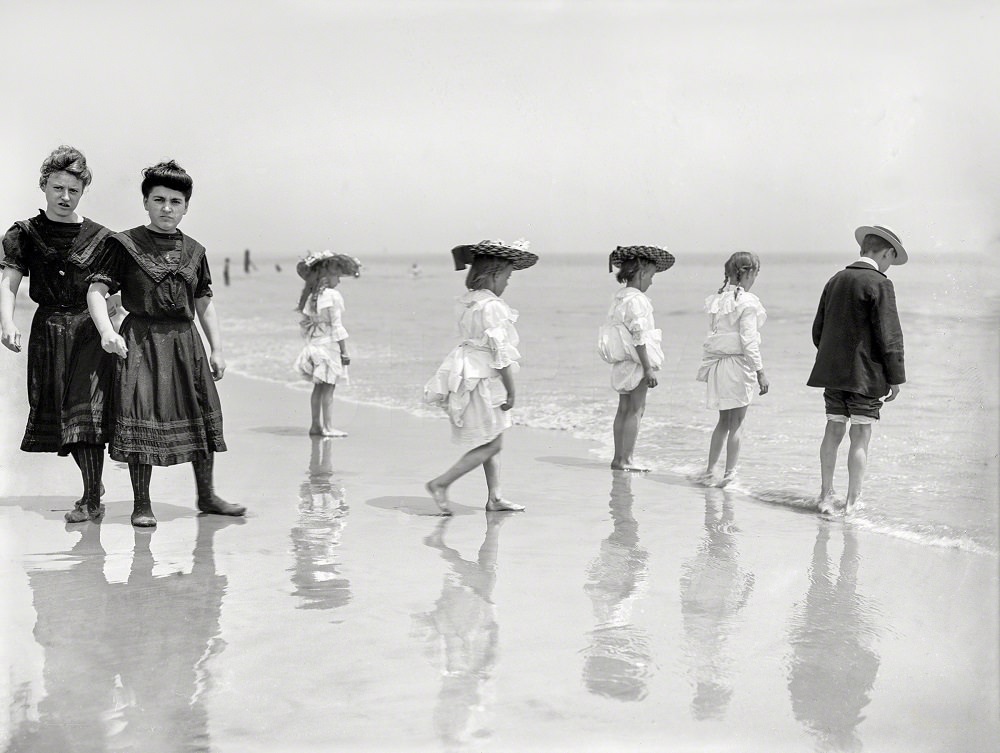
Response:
[2,0,997,261]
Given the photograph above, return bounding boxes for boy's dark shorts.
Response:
[823,388,881,424]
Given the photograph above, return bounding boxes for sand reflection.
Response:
[679,486,755,719]
[582,471,653,702]
[290,437,351,610]
[8,517,233,751]
[413,514,510,750]
[787,523,880,753]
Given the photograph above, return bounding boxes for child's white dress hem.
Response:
[696,286,766,410]
[423,290,520,449]
[294,288,349,385]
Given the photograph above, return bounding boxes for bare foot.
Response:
[843,495,862,516]
[321,428,348,437]
[486,498,525,512]
[817,489,840,515]
[718,470,738,488]
[692,470,715,486]
[309,425,323,436]
[611,465,650,473]
[425,481,452,516]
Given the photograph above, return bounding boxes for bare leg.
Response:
[309,384,323,435]
[706,412,728,473]
[844,423,873,514]
[611,382,649,471]
[818,420,847,513]
[319,383,344,436]
[484,451,524,512]
[721,406,749,481]
[426,435,503,515]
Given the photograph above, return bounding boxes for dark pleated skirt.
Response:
[22,306,113,454]
[110,316,226,466]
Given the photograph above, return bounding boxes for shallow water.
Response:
[218,252,1000,555]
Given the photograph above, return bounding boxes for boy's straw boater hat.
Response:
[608,245,676,273]
[451,239,539,271]
[854,225,907,265]
[296,249,363,280]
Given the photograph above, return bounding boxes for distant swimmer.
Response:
[410,262,422,279]
[243,247,257,274]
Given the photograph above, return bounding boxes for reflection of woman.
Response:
[582,472,653,702]
[787,524,879,753]
[7,523,113,751]
[290,437,351,610]
[679,486,755,719]
[413,514,508,749]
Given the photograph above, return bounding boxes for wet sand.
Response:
[1,325,998,751]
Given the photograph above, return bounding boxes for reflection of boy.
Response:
[807,225,906,515]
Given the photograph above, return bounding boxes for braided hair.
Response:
[718,252,761,298]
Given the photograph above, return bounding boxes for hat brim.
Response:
[855,226,907,265]
[609,246,676,273]
[297,253,363,279]
[451,244,539,271]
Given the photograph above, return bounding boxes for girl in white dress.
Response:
[424,240,538,515]
[599,245,675,472]
[696,252,769,486]
[294,250,361,437]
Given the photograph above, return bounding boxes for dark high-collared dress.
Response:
[807,261,905,398]
[89,226,226,466]
[1,211,114,454]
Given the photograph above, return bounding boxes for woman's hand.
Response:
[100,331,128,359]
[1,324,21,353]
[210,350,226,381]
[643,368,658,389]
[757,369,769,395]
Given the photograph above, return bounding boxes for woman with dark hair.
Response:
[87,160,245,527]
[0,146,114,522]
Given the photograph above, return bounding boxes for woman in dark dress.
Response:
[87,160,245,527]
[0,146,114,522]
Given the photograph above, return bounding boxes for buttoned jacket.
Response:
[807,261,905,397]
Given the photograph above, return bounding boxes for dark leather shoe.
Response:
[131,501,157,527]
[197,495,246,517]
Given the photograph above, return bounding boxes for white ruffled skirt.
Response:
[423,345,513,449]
[597,324,664,393]
[294,341,349,385]
[697,334,755,410]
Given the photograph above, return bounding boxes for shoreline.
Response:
[1,316,998,750]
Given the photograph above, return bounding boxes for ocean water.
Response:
[215,253,999,556]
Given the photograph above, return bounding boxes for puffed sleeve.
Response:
[738,303,764,371]
[622,292,656,346]
[85,236,122,294]
[319,289,349,340]
[481,298,518,369]
[194,254,213,298]
[1,225,29,275]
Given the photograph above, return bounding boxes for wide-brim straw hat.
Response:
[451,239,539,271]
[296,250,363,280]
[608,245,676,273]
[854,225,907,265]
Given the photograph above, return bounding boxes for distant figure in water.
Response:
[410,262,422,279]
[275,263,282,273]
[598,245,675,472]
[424,240,537,514]
[294,249,362,437]
[695,252,768,488]
[808,226,907,516]
[243,247,257,273]
[223,257,230,286]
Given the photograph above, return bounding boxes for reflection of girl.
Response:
[679,487,754,719]
[413,515,508,748]
[0,146,114,522]
[582,472,652,702]
[293,250,361,437]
